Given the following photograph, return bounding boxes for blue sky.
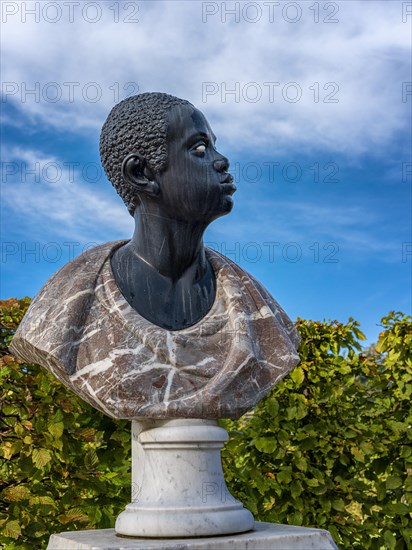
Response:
[1,0,411,345]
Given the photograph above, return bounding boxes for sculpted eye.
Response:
[194,144,206,153]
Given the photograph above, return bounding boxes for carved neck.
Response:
[130,207,209,282]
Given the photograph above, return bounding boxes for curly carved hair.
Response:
[100,92,192,215]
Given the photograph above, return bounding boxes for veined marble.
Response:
[11,241,300,419]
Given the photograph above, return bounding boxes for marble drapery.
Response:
[11,241,300,419]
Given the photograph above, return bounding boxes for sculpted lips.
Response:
[221,173,236,195]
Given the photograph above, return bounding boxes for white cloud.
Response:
[2,1,410,155]
[1,146,133,243]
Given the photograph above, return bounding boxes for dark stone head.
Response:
[100,92,192,215]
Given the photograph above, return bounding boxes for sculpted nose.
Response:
[213,156,229,173]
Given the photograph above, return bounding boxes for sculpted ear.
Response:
[121,153,159,196]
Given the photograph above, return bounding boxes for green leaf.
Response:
[290,367,305,386]
[383,502,411,516]
[351,447,365,463]
[2,485,31,502]
[32,448,52,469]
[2,404,17,415]
[295,456,308,472]
[48,421,64,439]
[266,398,279,418]
[386,476,403,490]
[320,497,331,513]
[332,499,345,511]
[277,468,292,484]
[286,406,297,420]
[306,478,319,487]
[383,529,396,549]
[3,520,22,539]
[287,511,303,525]
[290,480,302,498]
[58,507,89,525]
[300,437,316,451]
[254,437,277,454]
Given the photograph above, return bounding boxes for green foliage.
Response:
[0,299,131,549]
[220,313,412,549]
[1,299,411,549]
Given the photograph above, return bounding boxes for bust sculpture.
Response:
[10,92,300,421]
[11,93,343,546]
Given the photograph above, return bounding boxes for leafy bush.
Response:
[0,298,130,549]
[221,313,412,549]
[1,299,411,549]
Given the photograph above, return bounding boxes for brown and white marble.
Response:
[11,241,300,419]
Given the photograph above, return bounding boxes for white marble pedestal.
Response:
[47,522,339,549]
[115,419,254,537]
[46,419,339,549]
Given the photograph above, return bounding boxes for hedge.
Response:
[1,298,411,549]
[221,312,412,549]
[0,298,131,549]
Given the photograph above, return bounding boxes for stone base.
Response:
[115,419,253,537]
[47,522,339,549]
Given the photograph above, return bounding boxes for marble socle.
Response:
[115,419,253,537]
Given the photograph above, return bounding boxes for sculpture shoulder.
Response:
[206,247,301,349]
[206,247,275,299]
[10,240,128,361]
[42,240,128,290]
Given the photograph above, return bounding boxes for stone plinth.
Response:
[47,522,339,549]
[115,419,254,537]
